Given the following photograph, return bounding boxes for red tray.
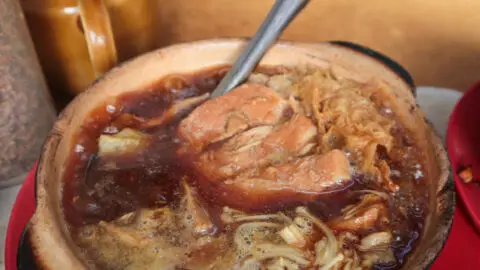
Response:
[5,164,480,269]
[447,81,480,231]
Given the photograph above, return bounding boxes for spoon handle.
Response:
[210,0,310,98]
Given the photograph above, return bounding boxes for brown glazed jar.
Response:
[0,0,56,187]
[20,0,160,98]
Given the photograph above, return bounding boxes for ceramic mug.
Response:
[20,0,160,98]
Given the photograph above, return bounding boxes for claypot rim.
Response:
[29,38,455,270]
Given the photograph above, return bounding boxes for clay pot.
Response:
[28,39,454,269]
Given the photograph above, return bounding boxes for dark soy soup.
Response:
[62,66,429,270]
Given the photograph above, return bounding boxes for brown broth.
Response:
[62,66,429,269]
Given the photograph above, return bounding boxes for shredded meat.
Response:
[291,69,399,191]
[330,194,389,232]
[292,70,393,165]
[329,203,388,232]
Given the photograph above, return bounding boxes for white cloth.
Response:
[416,87,462,142]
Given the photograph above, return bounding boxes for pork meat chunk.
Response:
[231,150,352,193]
[178,82,353,208]
[212,150,353,208]
[177,83,291,150]
[197,114,317,180]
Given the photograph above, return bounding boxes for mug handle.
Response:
[78,0,118,77]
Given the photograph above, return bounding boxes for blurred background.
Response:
[20,0,480,110]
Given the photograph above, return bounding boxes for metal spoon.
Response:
[210,0,310,98]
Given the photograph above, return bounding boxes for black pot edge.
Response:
[17,225,38,270]
[329,40,416,94]
[16,151,41,268]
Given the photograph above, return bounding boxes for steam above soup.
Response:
[62,66,428,269]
